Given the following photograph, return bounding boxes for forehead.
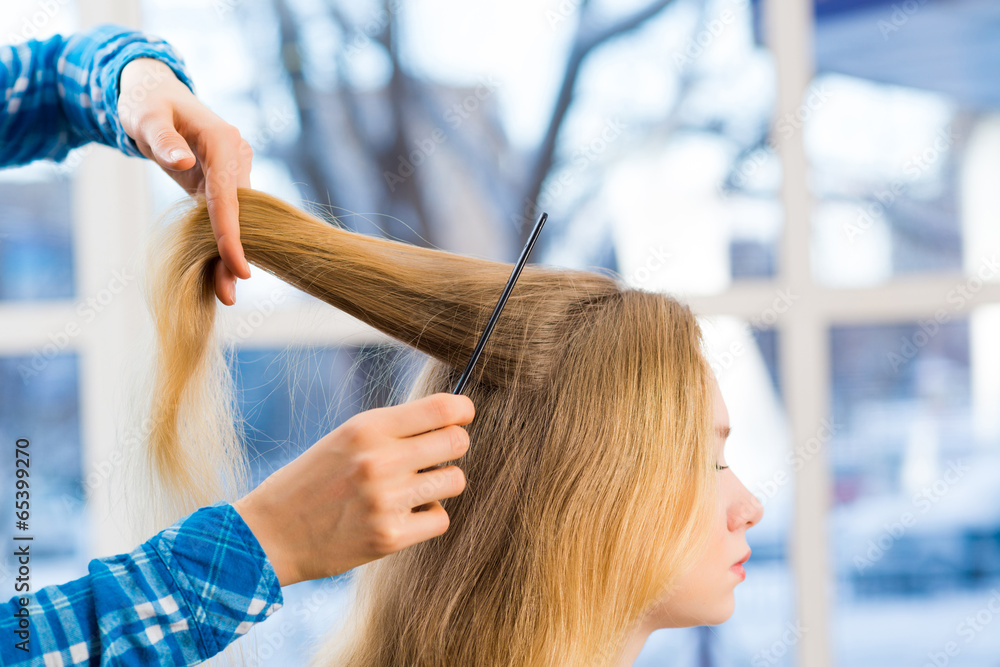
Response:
[708,369,729,425]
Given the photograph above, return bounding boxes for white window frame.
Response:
[686,2,1000,664]
[1,1,997,664]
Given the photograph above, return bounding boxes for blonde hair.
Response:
[139,188,717,666]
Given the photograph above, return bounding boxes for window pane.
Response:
[830,314,1000,665]
[0,353,87,591]
[0,176,76,301]
[0,6,80,302]
[808,2,1000,287]
[234,344,410,486]
[605,0,784,294]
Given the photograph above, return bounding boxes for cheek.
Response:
[645,560,736,628]
[645,498,736,628]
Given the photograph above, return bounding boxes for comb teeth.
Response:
[452,212,548,395]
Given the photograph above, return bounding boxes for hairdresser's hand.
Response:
[117,57,251,306]
[233,393,474,587]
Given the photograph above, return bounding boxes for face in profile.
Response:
[644,369,764,629]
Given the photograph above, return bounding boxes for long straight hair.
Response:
[140,189,717,666]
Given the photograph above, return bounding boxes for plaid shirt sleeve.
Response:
[0,503,283,666]
[0,24,195,167]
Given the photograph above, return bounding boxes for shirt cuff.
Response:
[150,502,283,659]
[71,25,196,158]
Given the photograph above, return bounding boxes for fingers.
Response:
[132,109,247,305]
[214,135,251,308]
[396,501,451,548]
[345,393,473,488]
[120,57,252,299]
[203,127,252,285]
[403,424,470,472]
[377,393,476,438]
[146,122,197,172]
[214,258,237,306]
[405,464,467,508]
[283,394,477,574]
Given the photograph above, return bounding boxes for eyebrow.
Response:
[716,425,731,440]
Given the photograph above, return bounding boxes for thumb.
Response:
[147,125,196,171]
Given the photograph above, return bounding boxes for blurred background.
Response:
[2,0,1000,664]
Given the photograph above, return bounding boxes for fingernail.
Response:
[230,284,237,306]
[169,148,192,163]
[243,257,251,277]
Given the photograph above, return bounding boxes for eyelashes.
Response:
[715,464,729,471]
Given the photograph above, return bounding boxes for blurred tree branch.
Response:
[520,0,678,242]
[257,0,679,257]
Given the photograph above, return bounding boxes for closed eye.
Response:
[716,425,731,471]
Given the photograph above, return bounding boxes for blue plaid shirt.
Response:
[1,504,283,666]
[0,24,196,165]
[1,26,284,665]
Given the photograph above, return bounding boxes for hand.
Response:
[232,393,475,587]
[117,57,251,306]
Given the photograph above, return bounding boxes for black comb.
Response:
[452,211,547,394]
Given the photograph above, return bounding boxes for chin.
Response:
[647,588,738,629]
[694,594,736,627]
[654,598,736,629]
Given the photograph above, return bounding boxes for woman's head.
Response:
[336,288,723,666]
[640,371,763,630]
[144,189,759,666]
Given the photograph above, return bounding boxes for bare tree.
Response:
[249,0,681,260]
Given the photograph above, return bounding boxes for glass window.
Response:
[0,354,86,590]
[599,0,784,294]
[0,176,75,301]
[808,1,1000,287]
[0,2,86,593]
[830,313,1000,665]
[137,0,801,662]
[0,4,81,302]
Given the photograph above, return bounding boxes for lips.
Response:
[730,549,750,582]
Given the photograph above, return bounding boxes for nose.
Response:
[727,479,764,532]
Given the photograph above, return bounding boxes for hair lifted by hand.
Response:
[139,188,717,667]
